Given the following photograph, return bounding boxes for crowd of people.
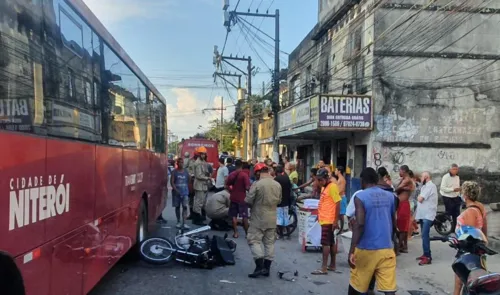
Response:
[168,149,489,295]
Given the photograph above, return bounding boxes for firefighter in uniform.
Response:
[245,162,282,278]
[192,146,210,225]
[186,151,199,220]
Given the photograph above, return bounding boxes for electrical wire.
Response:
[285,0,492,100]
[323,0,488,93]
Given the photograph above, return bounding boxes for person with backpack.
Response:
[226,159,251,238]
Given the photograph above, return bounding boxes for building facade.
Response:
[280,0,500,201]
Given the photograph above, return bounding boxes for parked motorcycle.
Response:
[139,225,237,269]
[430,226,500,294]
[276,185,300,237]
[433,210,454,236]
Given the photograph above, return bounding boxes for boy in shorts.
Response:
[171,158,190,229]
[335,166,347,232]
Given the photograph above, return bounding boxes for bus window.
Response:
[103,44,148,149]
[152,97,166,153]
[0,0,44,134]
[43,0,100,142]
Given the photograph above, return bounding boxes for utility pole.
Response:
[222,2,280,162]
[273,9,280,161]
[202,99,226,144]
[213,45,254,159]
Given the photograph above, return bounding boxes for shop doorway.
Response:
[353,145,367,177]
[297,145,313,184]
[320,141,332,165]
[336,139,348,169]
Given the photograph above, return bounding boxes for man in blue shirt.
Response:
[171,158,191,229]
[226,157,236,174]
[348,168,397,295]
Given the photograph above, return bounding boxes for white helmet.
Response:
[184,152,190,157]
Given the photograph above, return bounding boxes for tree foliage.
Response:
[204,119,239,153]
[168,141,179,155]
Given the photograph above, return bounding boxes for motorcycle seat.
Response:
[468,272,500,293]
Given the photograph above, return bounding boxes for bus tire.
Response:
[137,199,148,244]
[129,199,148,259]
[0,251,26,295]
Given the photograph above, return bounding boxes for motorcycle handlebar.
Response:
[430,236,449,242]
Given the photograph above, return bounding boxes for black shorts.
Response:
[228,202,249,218]
[321,224,335,246]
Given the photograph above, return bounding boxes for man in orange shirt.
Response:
[311,168,342,275]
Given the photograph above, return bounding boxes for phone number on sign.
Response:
[319,120,371,128]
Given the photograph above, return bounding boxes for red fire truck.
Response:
[178,138,220,178]
[0,0,167,294]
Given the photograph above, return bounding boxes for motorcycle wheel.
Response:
[434,213,454,236]
[139,237,175,265]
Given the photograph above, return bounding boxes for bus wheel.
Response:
[129,199,148,260]
[137,200,148,244]
[0,252,26,295]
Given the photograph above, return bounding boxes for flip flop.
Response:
[311,270,328,275]
[327,267,342,273]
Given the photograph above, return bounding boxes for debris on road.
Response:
[219,280,236,284]
[278,270,296,282]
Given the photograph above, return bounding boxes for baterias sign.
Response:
[318,95,373,130]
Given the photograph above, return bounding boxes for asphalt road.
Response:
[89,195,500,295]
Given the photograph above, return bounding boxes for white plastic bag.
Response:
[307,221,322,246]
[336,234,345,253]
[338,231,353,254]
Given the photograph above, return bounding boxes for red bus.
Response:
[0,0,168,294]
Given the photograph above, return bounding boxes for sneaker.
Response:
[412,232,420,237]
[176,222,182,229]
[416,255,426,260]
[419,256,432,265]
[183,224,191,230]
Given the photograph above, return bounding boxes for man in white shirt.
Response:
[416,172,438,265]
[439,164,461,227]
[215,157,229,192]
[345,190,363,221]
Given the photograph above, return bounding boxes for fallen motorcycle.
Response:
[139,225,237,269]
[431,226,500,294]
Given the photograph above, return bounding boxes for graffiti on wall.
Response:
[375,107,497,144]
[437,150,456,161]
[372,147,416,173]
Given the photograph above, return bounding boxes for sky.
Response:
[82,0,318,139]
